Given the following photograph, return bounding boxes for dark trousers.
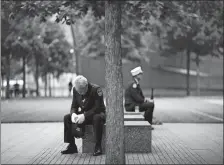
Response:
[125,102,154,124]
[64,113,105,145]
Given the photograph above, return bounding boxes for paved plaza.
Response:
[1,123,223,164]
[1,96,223,164]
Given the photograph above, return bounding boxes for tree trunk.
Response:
[22,55,26,98]
[70,24,79,75]
[180,51,184,67]
[186,49,191,96]
[6,53,11,99]
[196,54,200,96]
[207,56,212,89]
[35,56,40,97]
[1,75,4,97]
[105,1,125,164]
[52,74,55,97]
[48,73,52,97]
[44,72,47,97]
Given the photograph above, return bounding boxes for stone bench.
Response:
[124,121,152,153]
[124,111,143,115]
[124,110,145,121]
[124,114,144,121]
[82,120,152,153]
[82,124,106,153]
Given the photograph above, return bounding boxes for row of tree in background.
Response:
[1,12,73,98]
[1,1,223,99]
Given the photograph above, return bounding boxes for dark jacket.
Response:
[70,83,106,119]
[124,81,145,105]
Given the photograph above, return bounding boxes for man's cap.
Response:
[130,66,143,76]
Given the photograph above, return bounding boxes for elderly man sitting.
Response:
[61,75,106,156]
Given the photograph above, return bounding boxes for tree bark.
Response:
[70,24,79,75]
[196,54,200,96]
[186,49,191,96]
[35,55,39,97]
[52,74,55,97]
[48,73,52,97]
[6,53,11,99]
[1,75,4,97]
[44,72,47,97]
[22,55,26,98]
[207,56,212,89]
[105,1,125,164]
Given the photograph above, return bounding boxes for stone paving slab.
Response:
[1,123,223,164]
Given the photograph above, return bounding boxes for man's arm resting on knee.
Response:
[84,88,105,119]
[84,99,105,118]
[84,104,105,119]
[130,86,145,104]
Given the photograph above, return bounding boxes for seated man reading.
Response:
[61,75,106,156]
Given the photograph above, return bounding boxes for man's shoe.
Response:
[61,144,78,154]
[93,145,102,156]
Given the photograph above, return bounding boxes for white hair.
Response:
[74,75,88,90]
